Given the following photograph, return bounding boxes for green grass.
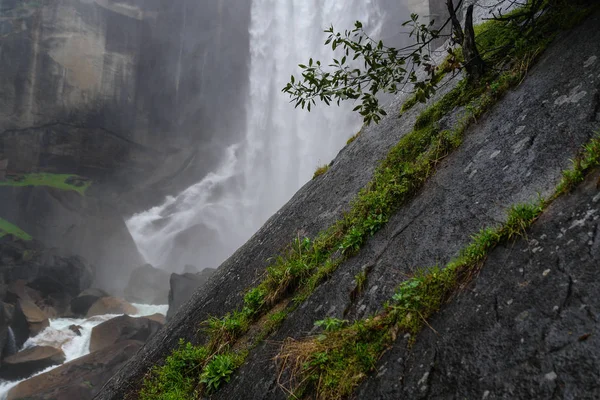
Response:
[276,132,600,399]
[0,218,32,241]
[313,165,330,179]
[346,131,361,145]
[139,340,209,400]
[138,3,594,398]
[0,173,91,195]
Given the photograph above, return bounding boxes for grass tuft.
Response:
[346,131,362,145]
[313,165,330,179]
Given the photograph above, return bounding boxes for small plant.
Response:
[314,317,348,332]
[139,340,209,400]
[355,270,368,294]
[242,287,267,316]
[347,131,361,145]
[206,312,249,351]
[200,354,237,394]
[339,226,364,254]
[313,164,330,179]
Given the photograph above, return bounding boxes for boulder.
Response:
[86,297,137,318]
[18,299,49,337]
[7,340,143,400]
[144,313,166,325]
[90,315,162,353]
[166,268,216,320]
[70,288,109,317]
[124,264,170,305]
[0,186,141,294]
[0,346,65,380]
[69,325,83,336]
[0,236,94,299]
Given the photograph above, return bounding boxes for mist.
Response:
[126,0,415,274]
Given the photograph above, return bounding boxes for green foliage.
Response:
[206,311,250,352]
[313,164,330,179]
[200,354,237,394]
[139,340,209,400]
[283,17,443,124]
[0,173,91,195]
[355,270,368,294]
[554,133,600,197]
[0,218,32,241]
[314,317,349,332]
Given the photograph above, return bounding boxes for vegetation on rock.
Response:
[275,132,600,399]
[0,173,91,195]
[136,2,596,398]
[0,218,32,241]
[312,165,330,179]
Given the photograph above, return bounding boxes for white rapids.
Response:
[0,304,168,399]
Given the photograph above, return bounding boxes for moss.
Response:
[0,173,91,195]
[0,218,32,241]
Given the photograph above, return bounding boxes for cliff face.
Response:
[0,0,252,291]
[0,0,251,210]
[95,7,600,400]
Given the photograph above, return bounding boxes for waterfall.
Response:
[127,1,386,272]
[2,327,16,358]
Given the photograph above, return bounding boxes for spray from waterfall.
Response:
[127,0,386,272]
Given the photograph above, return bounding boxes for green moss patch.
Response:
[0,173,91,195]
[0,218,32,241]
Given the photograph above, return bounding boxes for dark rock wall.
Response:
[0,0,252,211]
[0,0,252,291]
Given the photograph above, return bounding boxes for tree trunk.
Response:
[462,4,486,82]
[446,0,464,44]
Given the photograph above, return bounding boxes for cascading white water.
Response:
[127,1,386,271]
[0,304,168,399]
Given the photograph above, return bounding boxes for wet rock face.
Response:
[358,171,600,400]
[0,0,252,212]
[166,268,216,320]
[70,288,110,317]
[0,186,141,293]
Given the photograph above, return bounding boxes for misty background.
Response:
[0,0,428,290]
